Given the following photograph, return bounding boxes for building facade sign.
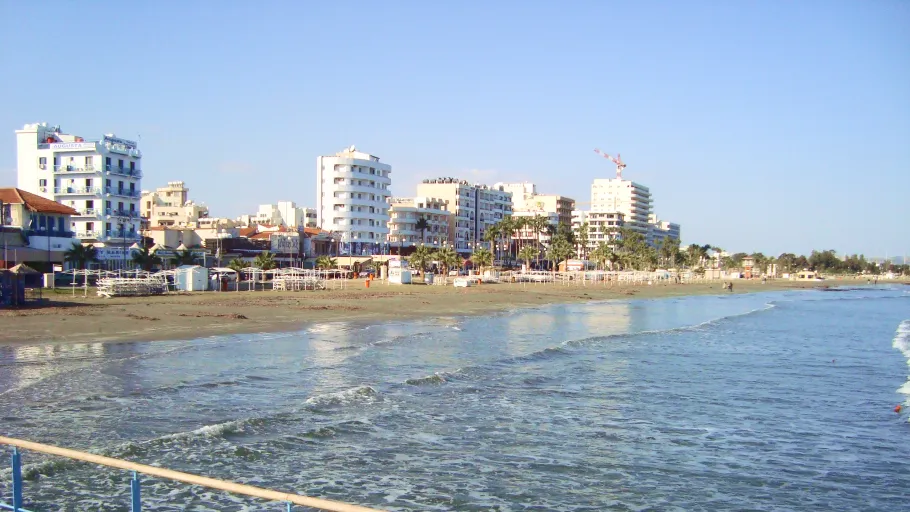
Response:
[49,142,96,151]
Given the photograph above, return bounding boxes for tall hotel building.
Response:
[415,178,512,253]
[590,177,653,238]
[316,146,391,255]
[15,123,143,259]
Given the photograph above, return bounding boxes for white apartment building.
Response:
[496,182,575,227]
[387,196,451,250]
[240,201,316,228]
[415,178,512,253]
[590,177,653,238]
[316,146,391,255]
[648,213,681,245]
[15,123,143,259]
[141,181,209,228]
[572,210,626,256]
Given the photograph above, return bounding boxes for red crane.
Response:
[594,148,626,178]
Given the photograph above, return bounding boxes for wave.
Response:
[892,320,910,401]
[405,373,449,386]
[304,385,381,408]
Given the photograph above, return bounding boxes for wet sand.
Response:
[0,279,878,345]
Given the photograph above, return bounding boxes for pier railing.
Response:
[0,436,385,512]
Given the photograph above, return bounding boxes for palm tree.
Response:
[432,246,462,275]
[315,255,337,270]
[482,228,498,262]
[518,245,537,271]
[409,244,434,274]
[590,241,611,270]
[577,222,590,261]
[131,246,162,271]
[63,243,99,270]
[254,251,277,270]
[171,249,197,267]
[546,235,574,271]
[472,247,494,274]
[415,217,430,245]
[532,215,549,267]
[227,258,246,274]
[498,216,514,264]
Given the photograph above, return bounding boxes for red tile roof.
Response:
[0,188,78,215]
[237,227,257,237]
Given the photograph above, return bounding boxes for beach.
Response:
[0,279,861,345]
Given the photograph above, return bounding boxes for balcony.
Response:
[108,230,141,240]
[106,187,141,198]
[75,208,101,217]
[24,229,76,238]
[76,231,103,239]
[106,209,141,218]
[55,187,102,195]
[106,165,142,178]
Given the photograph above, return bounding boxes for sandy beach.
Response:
[0,279,875,345]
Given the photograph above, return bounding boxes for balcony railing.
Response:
[54,187,102,195]
[76,231,103,239]
[23,229,75,238]
[108,230,141,240]
[75,208,100,217]
[106,208,140,218]
[105,165,142,178]
[106,187,141,198]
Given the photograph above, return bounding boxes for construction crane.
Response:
[594,148,626,178]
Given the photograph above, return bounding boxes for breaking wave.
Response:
[304,385,381,408]
[892,320,910,401]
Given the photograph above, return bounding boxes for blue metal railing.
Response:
[1,437,383,512]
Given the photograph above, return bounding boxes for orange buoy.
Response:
[365,279,370,289]
[895,405,902,414]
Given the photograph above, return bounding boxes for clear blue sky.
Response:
[1,1,907,257]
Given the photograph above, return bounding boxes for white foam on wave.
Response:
[892,320,910,399]
[304,385,381,407]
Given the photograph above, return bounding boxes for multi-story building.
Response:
[648,214,681,245]
[141,181,209,228]
[387,196,451,250]
[15,123,143,261]
[415,178,512,253]
[590,177,652,238]
[572,210,625,256]
[0,187,78,269]
[316,146,391,255]
[240,201,316,228]
[496,182,575,227]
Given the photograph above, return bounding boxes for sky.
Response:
[0,1,907,257]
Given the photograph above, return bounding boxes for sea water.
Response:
[1,286,908,511]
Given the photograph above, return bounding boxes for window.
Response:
[130,203,135,212]
[105,223,111,234]
[106,201,111,209]
[106,179,111,187]
[85,156,92,166]
[129,161,135,171]
[146,201,151,209]
[85,179,92,188]
[129,183,135,192]
[86,222,94,232]
[58,217,64,232]
[118,181,124,190]
[105,157,111,168]
[118,159,124,168]
[118,202,124,211]
[86,200,94,209]
[39,179,47,187]
[54,157,59,166]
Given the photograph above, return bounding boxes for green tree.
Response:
[408,244,434,273]
[589,241,611,270]
[518,245,537,270]
[432,246,462,275]
[577,222,590,261]
[254,251,277,270]
[315,255,337,270]
[63,243,99,270]
[497,216,514,263]
[227,258,246,274]
[131,246,162,271]
[531,215,550,267]
[472,247,494,273]
[547,234,575,271]
[171,249,198,267]
[415,217,430,244]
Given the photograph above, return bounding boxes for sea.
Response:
[1,285,908,511]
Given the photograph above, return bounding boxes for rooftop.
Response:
[0,188,79,215]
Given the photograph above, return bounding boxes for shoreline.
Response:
[0,279,899,346]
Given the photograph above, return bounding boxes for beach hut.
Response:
[174,265,208,291]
